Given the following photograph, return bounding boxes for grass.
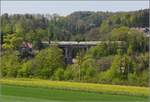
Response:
[1,85,149,102]
[0,78,150,102]
[0,78,149,97]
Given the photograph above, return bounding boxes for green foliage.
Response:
[110,26,129,41]
[87,43,108,58]
[109,27,148,53]
[1,46,64,79]
[106,55,122,80]
[100,20,111,33]
[1,52,21,77]
[98,54,136,85]
[54,68,64,80]
[68,54,97,82]
[64,67,74,80]
[2,24,13,34]
[127,45,133,55]
[139,70,149,86]
[128,70,149,86]
[128,73,138,85]
[2,34,23,50]
[87,42,118,59]
[1,9,148,41]
[21,46,64,79]
[135,53,149,74]
[17,60,33,78]
[127,29,148,52]
[80,57,97,82]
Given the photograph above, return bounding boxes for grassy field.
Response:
[0,78,149,102]
[1,85,149,102]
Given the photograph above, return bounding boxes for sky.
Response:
[1,1,149,16]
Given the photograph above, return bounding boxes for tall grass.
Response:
[0,78,149,97]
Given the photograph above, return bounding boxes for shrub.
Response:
[1,51,21,77]
[54,68,64,80]
[128,73,138,85]
[139,70,149,86]
[97,70,114,84]
[64,67,74,80]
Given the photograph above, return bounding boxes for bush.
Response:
[97,70,113,84]
[54,68,64,80]
[64,67,74,80]
[128,73,138,86]
[1,51,21,77]
[139,70,149,86]
[17,60,33,78]
[127,69,149,86]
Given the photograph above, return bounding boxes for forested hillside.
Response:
[1,9,149,86]
[1,9,149,42]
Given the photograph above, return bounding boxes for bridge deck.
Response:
[42,41,124,46]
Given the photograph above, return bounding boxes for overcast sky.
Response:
[1,1,149,16]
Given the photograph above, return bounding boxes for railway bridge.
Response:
[42,41,125,64]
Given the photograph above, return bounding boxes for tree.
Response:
[110,26,129,41]
[127,29,148,53]
[101,54,135,84]
[27,28,46,50]
[15,18,29,40]
[21,46,64,79]
[100,20,111,33]
[70,54,97,82]
[73,52,84,81]
[127,45,133,56]
[1,13,13,34]
[135,53,149,74]
[87,43,108,59]
[2,34,23,50]
[80,56,97,82]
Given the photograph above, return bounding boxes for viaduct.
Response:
[42,41,125,64]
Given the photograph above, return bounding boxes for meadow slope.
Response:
[0,78,149,97]
[1,84,149,102]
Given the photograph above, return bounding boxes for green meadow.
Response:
[1,85,149,102]
[0,78,149,102]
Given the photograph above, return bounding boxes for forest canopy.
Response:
[1,9,149,42]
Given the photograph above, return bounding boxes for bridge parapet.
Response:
[42,41,125,46]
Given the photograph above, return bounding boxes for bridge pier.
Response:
[63,46,89,64]
[63,47,73,64]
